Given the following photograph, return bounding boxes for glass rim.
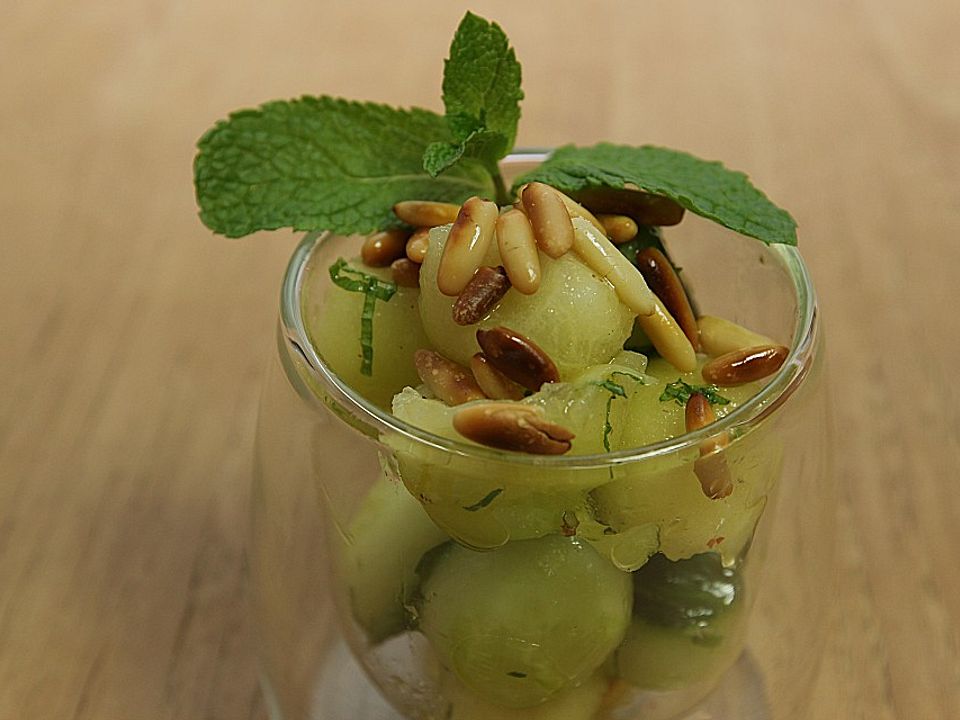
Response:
[278,152,820,469]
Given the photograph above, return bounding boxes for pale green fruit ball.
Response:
[391,390,587,550]
[618,356,761,449]
[303,259,430,409]
[616,553,747,690]
[418,226,635,378]
[337,474,448,643]
[417,535,632,708]
[591,356,781,563]
[441,671,608,720]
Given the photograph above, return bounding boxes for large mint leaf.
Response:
[437,12,522,163]
[512,144,797,245]
[194,96,494,238]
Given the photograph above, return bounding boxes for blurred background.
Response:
[1,1,958,718]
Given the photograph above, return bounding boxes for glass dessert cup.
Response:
[249,154,834,720]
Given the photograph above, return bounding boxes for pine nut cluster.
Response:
[355,183,790,457]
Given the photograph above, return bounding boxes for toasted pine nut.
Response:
[597,214,639,244]
[453,402,574,455]
[554,191,608,236]
[521,182,575,258]
[569,218,656,317]
[685,393,733,499]
[470,353,525,400]
[414,349,486,406]
[636,301,698,372]
[514,183,607,236]
[437,197,498,296]
[390,258,420,288]
[361,229,409,267]
[636,247,700,351]
[698,315,775,357]
[495,209,541,294]
[393,200,461,227]
[701,344,789,386]
[452,266,511,326]
[572,187,685,226]
[695,453,733,500]
[405,227,431,264]
[476,326,560,392]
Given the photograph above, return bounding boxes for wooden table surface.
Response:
[2,1,958,718]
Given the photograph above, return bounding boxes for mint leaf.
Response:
[423,129,507,177]
[593,379,628,399]
[463,488,504,511]
[659,379,730,407]
[512,144,797,246]
[593,373,647,451]
[194,96,494,238]
[443,12,523,152]
[328,259,397,376]
[426,11,521,196]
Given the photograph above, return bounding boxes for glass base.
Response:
[260,636,772,720]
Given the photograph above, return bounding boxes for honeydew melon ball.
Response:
[590,357,783,563]
[618,356,762,450]
[391,388,594,549]
[526,352,651,455]
[303,258,430,409]
[418,225,635,379]
[591,461,771,565]
[616,553,747,690]
[417,535,632,708]
[388,355,649,551]
[337,473,448,643]
[441,671,608,720]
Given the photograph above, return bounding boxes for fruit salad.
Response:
[309,174,787,717]
[194,12,799,719]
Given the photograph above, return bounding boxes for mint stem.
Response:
[491,169,510,205]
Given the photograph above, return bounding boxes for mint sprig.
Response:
[512,144,797,246]
[423,12,522,203]
[194,96,494,237]
[193,13,797,248]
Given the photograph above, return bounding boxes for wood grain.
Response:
[1,1,958,718]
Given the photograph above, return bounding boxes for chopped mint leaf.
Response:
[194,96,494,238]
[659,378,731,407]
[601,394,616,451]
[328,259,397,375]
[512,144,797,246]
[594,379,628,398]
[463,487,504,512]
[610,370,648,385]
[593,373,646,451]
[592,378,627,452]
